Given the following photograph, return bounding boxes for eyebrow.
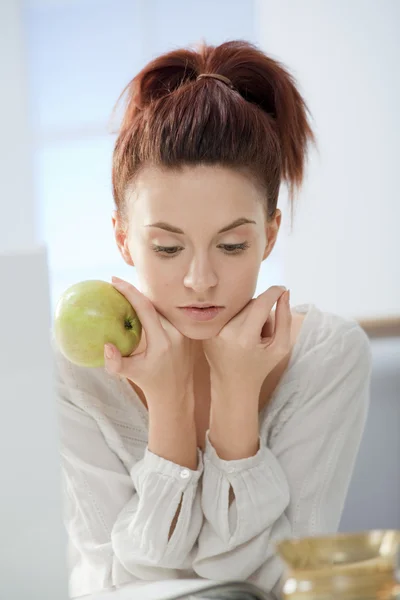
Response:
[145,217,257,234]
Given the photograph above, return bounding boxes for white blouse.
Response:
[52,303,372,599]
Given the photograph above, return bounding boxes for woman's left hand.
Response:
[202,286,292,394]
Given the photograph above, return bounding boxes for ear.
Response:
[262,209,281,261]
[112,210,134,267]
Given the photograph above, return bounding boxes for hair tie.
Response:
[196,73,235,89]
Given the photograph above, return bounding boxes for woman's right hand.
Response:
[103,277,196,408]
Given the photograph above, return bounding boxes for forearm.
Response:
[209,380,260,461]
[147,390,198,470]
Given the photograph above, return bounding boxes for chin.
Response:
[182,330,218,340]
[175,322,225,339]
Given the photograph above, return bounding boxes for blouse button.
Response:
[180,468,191,479]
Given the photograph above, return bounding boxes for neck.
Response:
[192,340,209,373]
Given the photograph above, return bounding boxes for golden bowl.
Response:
[276,530,400,600]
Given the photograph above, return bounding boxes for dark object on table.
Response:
[164,581,273,600]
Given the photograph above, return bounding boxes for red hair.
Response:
[111,40,316,228]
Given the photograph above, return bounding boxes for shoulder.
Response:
[50,328,130,420]
[293,303,373,389]
[262,305,373,438]
[51,329,108,396]
[298,303,372,359]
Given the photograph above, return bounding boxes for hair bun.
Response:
[112,39,316,230]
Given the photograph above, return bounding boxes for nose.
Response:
[183,253,218,294]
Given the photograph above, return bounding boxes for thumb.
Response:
[104,343,122,374]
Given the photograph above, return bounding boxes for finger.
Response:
[157,312,185,345]
[157,312,174,335]
[104,342,123,374]
[260,314,274,340]
[104,341,143,378]
[269,290,292,350]
[221,296,254,331]
[245,286,287,341]
[111,277,166,355]
[135,326,147,354]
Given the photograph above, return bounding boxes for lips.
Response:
[179,306,224,321]
[185,306,217,309]
[181,304,221,309]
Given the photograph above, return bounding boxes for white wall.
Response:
[0,1,69,599]
[0,0,37,251]
[256,0,400,321]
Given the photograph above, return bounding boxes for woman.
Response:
[53,40,372,599]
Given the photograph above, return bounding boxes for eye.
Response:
[151,242,250,258]
[221,242,250,254]
[151,245,183,256]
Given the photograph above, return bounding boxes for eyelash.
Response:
[151,242,251,258]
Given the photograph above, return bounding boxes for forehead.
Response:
[126,164,264,224]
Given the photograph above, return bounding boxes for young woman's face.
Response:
[114,164,280,340]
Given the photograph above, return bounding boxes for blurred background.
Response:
[22,0,400,321]
[0,1,399,599]
[26,0,272,314]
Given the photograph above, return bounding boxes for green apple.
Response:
[53,279,142,368]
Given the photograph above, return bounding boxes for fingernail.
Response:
[104,344,114,359]
[112,276,122,283]
[286,290,291,304]
[280,286,287,291]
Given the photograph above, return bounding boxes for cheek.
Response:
[227,264,259,295]
[140,268,176,307]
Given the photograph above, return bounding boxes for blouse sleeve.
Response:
[192,321,372,597]
[54,342,204,584]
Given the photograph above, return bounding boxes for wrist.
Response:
[210,400,259,431]
[147,398,198,470]
[147,387,195,417]
[210,376,260,402]
[208,377,261,461]
[208,414,260,460]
